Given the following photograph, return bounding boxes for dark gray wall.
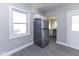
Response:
[0,3,42,54]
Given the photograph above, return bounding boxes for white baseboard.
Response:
[56,41,79,50]
[56,41,69,47]
[1,42,33,56]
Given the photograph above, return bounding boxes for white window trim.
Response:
[9,5,30,39]
[67,10,79,31]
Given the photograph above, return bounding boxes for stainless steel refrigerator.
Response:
[34,18,49,48]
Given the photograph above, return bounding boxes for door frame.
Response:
[67,10,79,50]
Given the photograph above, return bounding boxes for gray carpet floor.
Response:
[11,37,79,56]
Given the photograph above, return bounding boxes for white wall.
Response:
[44,3,79,44]
[0,3,43,54]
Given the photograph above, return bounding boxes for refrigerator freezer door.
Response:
[42,20,49,28]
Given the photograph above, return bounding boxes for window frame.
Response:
[9,6,30,39]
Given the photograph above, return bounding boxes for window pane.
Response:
[72,15,79,31]
[13,24,26,34]
[13,10,26,23]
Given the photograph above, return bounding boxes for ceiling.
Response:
[29,3,66,12]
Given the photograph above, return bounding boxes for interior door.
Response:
[67,10,79,50]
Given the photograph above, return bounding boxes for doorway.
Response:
[47,16,57,41]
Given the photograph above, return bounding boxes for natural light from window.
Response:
[13,10,27,35]
[9,6,30,39]
[72,15,79,31]
[13,10,26,23]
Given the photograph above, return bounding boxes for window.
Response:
[72,15,79,31]
[9,6,30,39]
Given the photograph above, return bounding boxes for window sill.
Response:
[9,33,30,40]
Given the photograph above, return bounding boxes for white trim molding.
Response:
[56,41,79,50]
[9,5,30,40]
[56,41,69,47]
[1,42,33,56]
